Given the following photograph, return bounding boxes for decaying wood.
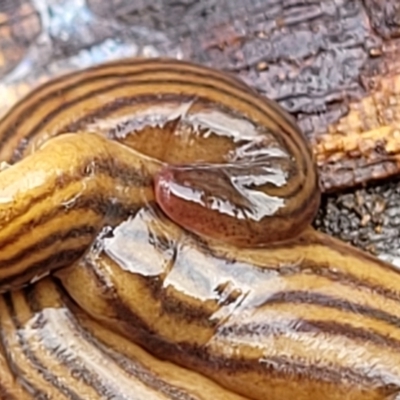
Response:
[313,74,400,192]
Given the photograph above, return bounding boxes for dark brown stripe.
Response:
[0,353,44,400]
[155,278,218,327]
[54,249,394,393]
[1,291,84,399]
[104,216,400,321]
[0,200,135,264]
[301,319,400,349]
[57,93,309,202]
[78,253,395,392]
[80,254,155,335]
[308,231,400,277]
[0,59,265,141]
[272,232,400,301]
[76,270,383,391]
[61,93,224,133]
[218,318,400,351]
[1,59,252,131]
[0,225,96,269]
[0,153,151,243]
[265,290,400,329]
[3,70,249,153]
[173,342,391,391]
[3,64,313,236]
[0,246,90,291]
[7,72,307,178]
[305,257,400,304]
[22,287,130,400]
[194,233,400,306]
[44,282,201,400]
[0,194,141,267]
[83,248,218,330]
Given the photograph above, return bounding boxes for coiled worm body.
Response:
[0,58,398,400]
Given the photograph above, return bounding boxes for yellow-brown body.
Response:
[0,58,398,400]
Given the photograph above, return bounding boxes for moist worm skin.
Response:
[0,277,249,400]
[0,57,320,248]
[59,211,400,400]
[0,57,320,289]
[0,132,160,291]
[0,58,399,400]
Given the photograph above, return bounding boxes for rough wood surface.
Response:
[1,0,400,260]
